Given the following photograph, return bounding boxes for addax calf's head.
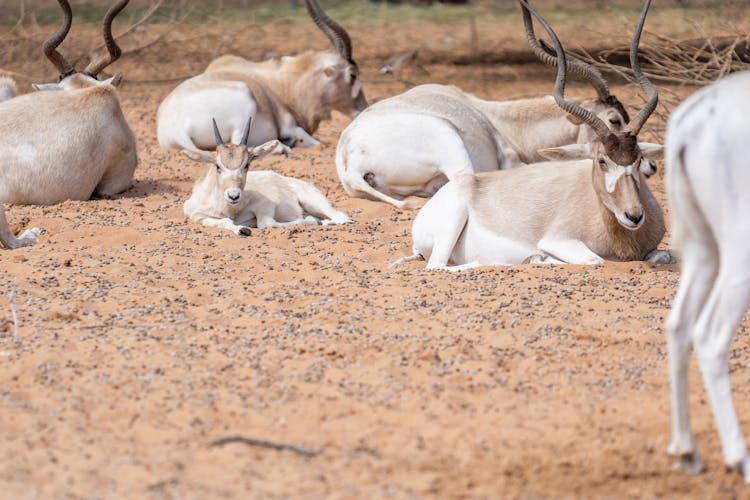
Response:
[527,0,663,231]
[182,117,278,206]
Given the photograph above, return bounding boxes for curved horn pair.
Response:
[212,117,252,147]
[42,0,129,79]
[305,0,355,65]
[519,0,657,139]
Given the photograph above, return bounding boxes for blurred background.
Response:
[1,0,746,26]
[1,0,748,108]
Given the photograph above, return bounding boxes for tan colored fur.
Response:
[467,94,626,164]
[0,77,137,205]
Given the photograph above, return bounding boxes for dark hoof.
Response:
[239,227,252,236]
[673,452,705,475]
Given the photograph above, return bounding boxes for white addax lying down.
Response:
[183,117,351,236]
[0,0,137,250]
[0,77,36,249]
[334,1,650,210]
[157,0,366,153]
[394,0,668,270]
[663,70,750,481]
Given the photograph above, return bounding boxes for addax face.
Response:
[215,145,250,205]
[592,134,646,230]
[319,54,368,118]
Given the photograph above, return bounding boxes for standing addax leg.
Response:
[692,255,750,481]
[664,241,718,474]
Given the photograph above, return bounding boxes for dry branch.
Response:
[209,435,322,456]
[571,30,750,86]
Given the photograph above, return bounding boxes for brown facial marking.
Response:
[217,146,247,170]
[602,133,639,166]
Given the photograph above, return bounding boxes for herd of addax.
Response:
[2,0,750,483]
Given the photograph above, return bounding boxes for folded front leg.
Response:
[197,215,252,236]
[537,237,605,265]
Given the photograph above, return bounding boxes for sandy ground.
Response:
[2,7,750,498]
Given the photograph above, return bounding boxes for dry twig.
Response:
[209,436,322,457]
[573,29,750,86]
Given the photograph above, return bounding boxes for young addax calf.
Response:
[183,118,351,235]
[394,0,668,270]
[663,71,750,481]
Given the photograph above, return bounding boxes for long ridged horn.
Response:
[536,37,630,123]
[305,0,354,64]
[624,0,658,136]
[521,3,612,102]
[519,0,610,139]
[212,118,224,146]
[84,0,130,77]
[240,116,252,147]
[42,0,74,77]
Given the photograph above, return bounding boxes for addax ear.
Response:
[101,74,122,87]
[181,149,216,164]
[32,82,63,91]
[537,143,592,161]
[565,114,584,125]
[639,142,664,161]
[250,140,280,161]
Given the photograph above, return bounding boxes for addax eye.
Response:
[598,159,607,169]
[609,118,622,126]
[216,164,221,173]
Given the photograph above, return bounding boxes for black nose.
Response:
[228,193,240,201]
[625,211,643,224]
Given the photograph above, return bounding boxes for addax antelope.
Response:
[334,0,646,210]
[183,117,351,235]
[0,0,137,249]
[663,70,750,481]
[157,0,367,153]
[394,0,667,270]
